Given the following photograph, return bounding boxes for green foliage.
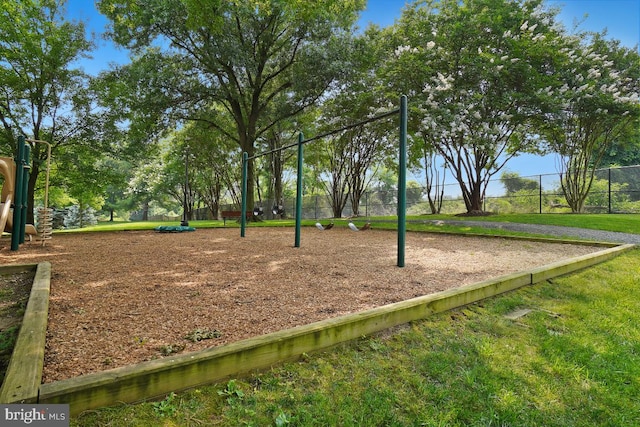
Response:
[217,380,245,405]
[62,205,98,229]
[0,325,19,381]
[0,0,97,222]
[97,0,366,212]
[501,172,539,195]
[536,32,640,212]
[184,328,222,342]
[584,178,630,209]
[151,392,178,418]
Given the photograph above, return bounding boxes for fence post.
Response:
[539,175,542,214]
[608,168,612,214]
[365,191,369,218]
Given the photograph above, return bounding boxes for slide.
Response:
[0,157,15,234]
[0,156,37,239]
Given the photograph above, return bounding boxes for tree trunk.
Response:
[142,201,149,221]
[423,147,445,214]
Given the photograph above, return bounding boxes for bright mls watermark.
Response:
[0,404,69,426]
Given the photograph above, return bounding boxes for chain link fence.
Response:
[274,165,640,218]
[218,165,640,220]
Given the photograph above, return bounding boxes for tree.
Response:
[0,0,95,223]
[388,0,562,214]
[314,131,351,218]
[183,123,242,219]
[100,158,135,221]
[63,204,98,229]
[416,139,446,214]
[127,158,175,221]
[98,0,365,213]
[310,27,394,218]
[536,33,640,212]
[500,171,538,195]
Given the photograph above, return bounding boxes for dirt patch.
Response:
[0,227,600,382]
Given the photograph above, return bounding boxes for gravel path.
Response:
[424,220,640,245]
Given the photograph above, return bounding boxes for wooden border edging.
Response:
[529,244,634,283]
[38,243,635,416]
[0,262,51,403]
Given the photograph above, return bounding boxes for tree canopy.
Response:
[97,0,366,210]
[388,0,565,214]
[0,0,98,222]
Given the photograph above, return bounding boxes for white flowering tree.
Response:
[534,33,640,213]
[387,0,562,214]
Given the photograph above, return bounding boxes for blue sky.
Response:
[359,0,639,49]
[71,0,640,76]
[66,0,639,178]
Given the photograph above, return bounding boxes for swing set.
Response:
[240,95,408,267]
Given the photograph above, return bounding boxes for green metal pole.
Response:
[295,132,304,248]
[397,95,408,267]
[11,136,25,251]
[241,152,248,237]
[19,144,30,244]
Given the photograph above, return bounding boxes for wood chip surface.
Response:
[0,227,600,382]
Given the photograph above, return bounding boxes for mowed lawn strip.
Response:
[72,249,640,427]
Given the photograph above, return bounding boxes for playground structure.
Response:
[240,95,409,266]
[0,135,52,250]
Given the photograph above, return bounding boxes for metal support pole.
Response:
[295,133,304,248]
[181,147,189,226]
[241,152,248,237]
[397,95,408,267]
[11,136,25,251]
[19,144,30,244]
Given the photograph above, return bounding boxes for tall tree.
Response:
[536,33,640,212]
[182,123,242,219]
[98,0,365,212]
[0,0,95,223]
[313,27,394,218]
[388,0,562,214]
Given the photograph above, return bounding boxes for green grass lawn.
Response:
[75,213,640,236]
[57,215,640,426]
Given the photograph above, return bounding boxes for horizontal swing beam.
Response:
[245,108,400,161]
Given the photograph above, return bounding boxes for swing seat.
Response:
[315,222,334,231]
[348,222,371,231]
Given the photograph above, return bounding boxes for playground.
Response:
[0,227,601,384]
